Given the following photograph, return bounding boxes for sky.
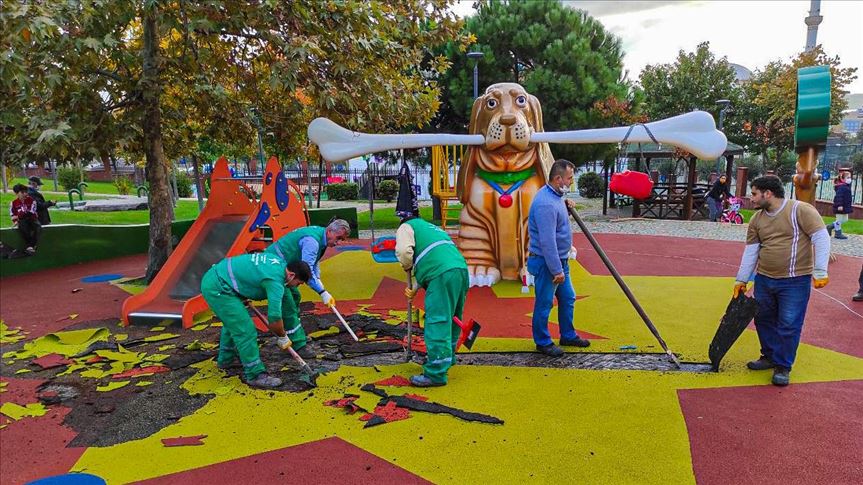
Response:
[450,0,863,94]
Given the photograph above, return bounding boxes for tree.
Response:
[639,42,744,143]
[433,0,632,164]
[3,1,467,279]
[749,46,857,155]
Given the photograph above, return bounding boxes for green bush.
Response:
[377,179,399,202]
[113,176,133,195]
[326,182,358,201]
[176,171,193,198]
[577,172,604,198]
[57,166,85,191]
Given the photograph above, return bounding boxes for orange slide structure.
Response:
[122,156,309,329]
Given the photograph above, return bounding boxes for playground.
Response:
[1,226,862,483]
[3,2,862,483]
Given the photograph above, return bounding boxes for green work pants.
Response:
[201,269,266,381]
[421,268,469,384]
[283,286,307,349]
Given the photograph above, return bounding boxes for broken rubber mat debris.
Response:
[373,375,412,387]
[161,435,207,447]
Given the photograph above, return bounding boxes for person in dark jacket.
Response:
[706,174,732,222]
[826,170,852,240]
[27,176,56,225]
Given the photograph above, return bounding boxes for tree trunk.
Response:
[1,164,8,193]
[191,153,204,211]
[100,150,112,176]
[142,6,173,283]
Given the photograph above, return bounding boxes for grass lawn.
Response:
[739,209,862,235]
[0,197,201,228]
[9,177,122,195]
[358,206,454,230]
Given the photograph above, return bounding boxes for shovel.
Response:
[245,302,317,380]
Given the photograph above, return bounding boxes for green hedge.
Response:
[1,220,195,278]
[1,208,358,278]
[307,207,358,238]
[326,182,359,200]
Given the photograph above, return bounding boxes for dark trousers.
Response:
[858,265,863,292]
[753,274,811,369]
[17,218,40,248]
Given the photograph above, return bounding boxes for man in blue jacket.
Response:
[527,159,590,357]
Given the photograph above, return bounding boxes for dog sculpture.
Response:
[456,82,555,287]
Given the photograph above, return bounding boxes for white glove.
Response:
[276,335,292,350]
[320,291,335,308]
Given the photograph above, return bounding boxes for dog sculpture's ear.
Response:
[528,93,555,184]
[457,93,486,202]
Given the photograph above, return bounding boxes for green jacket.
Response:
[214,253,288,322]
[265,226,327,293]
[405,218,466,288]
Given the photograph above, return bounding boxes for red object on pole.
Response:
[609,170,654,200]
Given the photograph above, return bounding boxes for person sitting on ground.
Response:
[27,176,56,226]
[200,254,312,389]
[398,215,469,387]
[264,220,350,353]
[10,184,40,255]
[706,174,732,222]
[826,169,852,240]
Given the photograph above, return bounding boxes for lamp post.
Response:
[249,107,266,168]
[467,50,484,99]
[716,99,732,175]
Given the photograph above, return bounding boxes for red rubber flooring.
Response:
[679,380,863,485]
[136,437,430,484]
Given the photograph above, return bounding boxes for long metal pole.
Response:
[405,268,413,362]
[566,205,681,367]
[473,62,479,99]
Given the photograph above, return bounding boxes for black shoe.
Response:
[747,357,776,371]
[560,337,590,348]
[853,291,863,302]
[772,367,790,386]
[536,344,564,357]
[294,345,316,360]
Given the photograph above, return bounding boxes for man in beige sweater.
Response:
[733,176,830,386]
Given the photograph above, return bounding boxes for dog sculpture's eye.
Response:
[486,98,498,109]
[515,95,527,107]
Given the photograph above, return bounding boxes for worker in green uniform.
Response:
[201,253,312,389]
[397,216,469,387]
[265,219,350,354]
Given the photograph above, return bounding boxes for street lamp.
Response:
[716,99,731,131]
[715,99,732,175]
[467,50,484,99]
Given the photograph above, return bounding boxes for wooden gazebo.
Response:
[606,141,745,220]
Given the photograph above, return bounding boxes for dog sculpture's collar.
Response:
[475,167,535,185]
[476,168,535,208]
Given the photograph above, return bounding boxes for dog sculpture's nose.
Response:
[499,114,516,126]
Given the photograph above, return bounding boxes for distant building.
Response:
[729,63,752,83]
[839,108,863,134]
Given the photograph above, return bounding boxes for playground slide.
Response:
[122,156,309,328]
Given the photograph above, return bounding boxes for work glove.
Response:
[812,270,829,289]
[276,335,293,350]
[320,291,335,308]
[732,281,749,298]
[405,287,417,300]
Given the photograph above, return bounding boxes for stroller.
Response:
[720,196,744,224]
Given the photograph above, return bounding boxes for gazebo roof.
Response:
[622,141,745,158]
